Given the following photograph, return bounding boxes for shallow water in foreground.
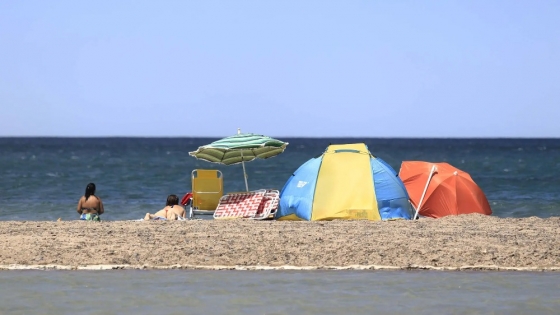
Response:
[0,270,558,314]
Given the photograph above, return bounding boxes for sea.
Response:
[1,137,559,314]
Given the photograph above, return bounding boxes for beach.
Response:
[1,214,558,271]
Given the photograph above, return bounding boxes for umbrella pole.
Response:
[413,165,436,220]
[241,152,249,192]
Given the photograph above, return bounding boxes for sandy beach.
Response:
[0,214,558,271]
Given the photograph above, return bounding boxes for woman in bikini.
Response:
[144,194,186,220]
[77,183,105,221]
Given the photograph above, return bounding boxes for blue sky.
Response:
[0,1,558,137]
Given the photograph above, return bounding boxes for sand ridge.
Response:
[0,214,558,271]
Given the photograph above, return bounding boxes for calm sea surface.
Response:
[0,270,559,315]
[1,138,559,314]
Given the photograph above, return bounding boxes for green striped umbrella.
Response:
[189,129,288,191]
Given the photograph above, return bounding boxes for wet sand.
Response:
[0,214,559,271]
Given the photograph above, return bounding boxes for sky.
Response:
[0,1,559,138]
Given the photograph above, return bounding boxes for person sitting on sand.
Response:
[144,194,186,220]
[77,182,104,221]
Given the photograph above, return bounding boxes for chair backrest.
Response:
[192,169,224,211]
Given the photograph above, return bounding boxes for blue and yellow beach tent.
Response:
[276,143,413,221]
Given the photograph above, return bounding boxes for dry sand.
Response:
[0,214,559,271]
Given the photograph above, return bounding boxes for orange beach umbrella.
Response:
[398,161,492,219]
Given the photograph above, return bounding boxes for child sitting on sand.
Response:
[144,194,186,220]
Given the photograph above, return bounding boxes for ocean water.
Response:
[1,270,559,315]
[1,137,559,221]
[1,138,559,314]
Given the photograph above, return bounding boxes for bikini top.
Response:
[82,195,99,211]
[164,205,174,215]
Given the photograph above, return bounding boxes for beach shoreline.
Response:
[1,214,558,271]
[2,264,560,271]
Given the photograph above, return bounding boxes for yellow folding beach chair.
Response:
[189,169,224,217]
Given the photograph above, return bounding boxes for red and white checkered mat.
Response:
[253,190,280,220]
[213,190,266,219]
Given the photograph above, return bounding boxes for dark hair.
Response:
[85,183,96,201]
[166,194,179,206]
